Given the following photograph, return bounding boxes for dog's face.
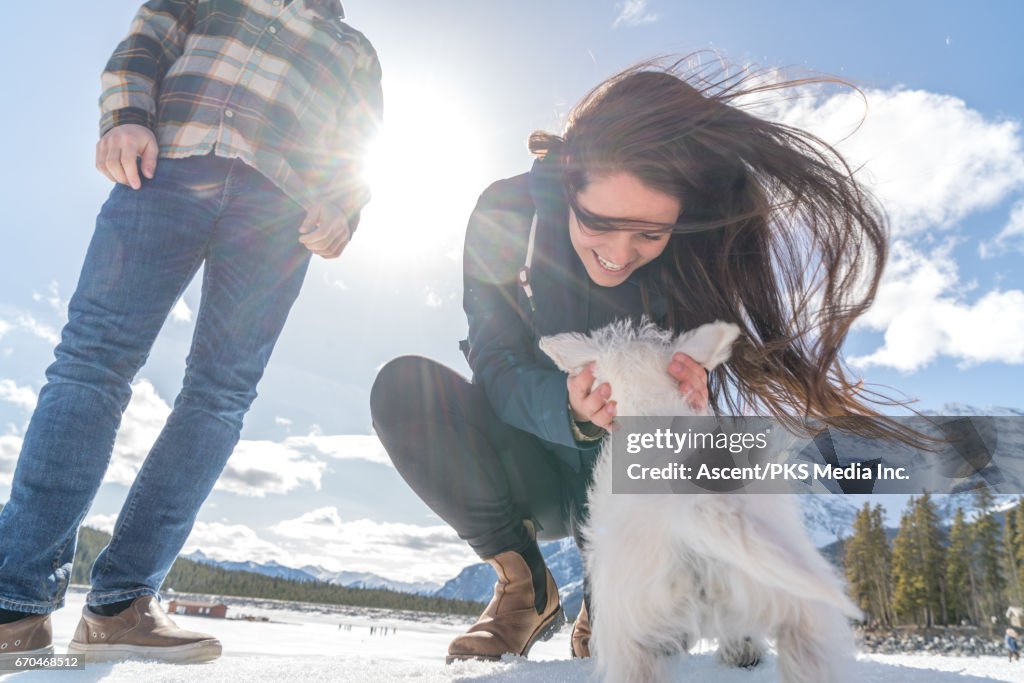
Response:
[539,320,740,417]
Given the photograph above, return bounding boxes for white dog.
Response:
[540,320,860,683]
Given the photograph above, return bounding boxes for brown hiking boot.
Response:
[446,550,563,663]
[570,600,591,658]
[0,614,53,662]
[68,596,221,663]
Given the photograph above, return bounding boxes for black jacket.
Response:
[462,158,668,471]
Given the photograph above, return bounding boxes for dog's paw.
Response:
[716,636,763,669]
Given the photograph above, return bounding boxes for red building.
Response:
[166,599,228,619]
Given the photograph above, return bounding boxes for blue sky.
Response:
[1,1,1023,584]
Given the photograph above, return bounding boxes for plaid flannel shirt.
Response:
[99,0,383,226]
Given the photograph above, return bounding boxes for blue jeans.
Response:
[0,155,312,612]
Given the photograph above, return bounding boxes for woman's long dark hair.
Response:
[530,55,920,442]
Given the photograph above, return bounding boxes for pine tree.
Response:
[892,498,924,625]
[1012,498,1024,602]
[945,507,972,624]
[1004,506,1022,605]
[971,487,1005,633]
[892,495,946,626]
[914,493,947,625]
[844,504,874,621]
[868,504,895,626]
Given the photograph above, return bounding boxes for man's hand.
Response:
[568,362,616,431]
[298,202,351,259]
[668,352,709,412]
[95,124,158,190]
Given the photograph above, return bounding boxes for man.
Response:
[0,0,381,663]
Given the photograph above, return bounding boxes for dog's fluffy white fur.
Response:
[540,320,860,683]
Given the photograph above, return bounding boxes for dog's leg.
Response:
[716,636,764,669]
[586,499,687,682]
[774,599,856,683]
[588,540,681,683]
[593,633,674,683]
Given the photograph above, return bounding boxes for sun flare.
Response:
[358,77,485,265]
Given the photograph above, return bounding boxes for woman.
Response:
[370,57,909,663]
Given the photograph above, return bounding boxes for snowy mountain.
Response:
[183,551,441,596]
[300,566,440,595]
[185,550,318,584]
[433,562,499,604]
[436,537,585,616]
[799,495,861,547]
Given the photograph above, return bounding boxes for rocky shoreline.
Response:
[857,627,1009,656]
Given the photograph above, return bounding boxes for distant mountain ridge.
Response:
[183,402,1022,609]
[184,550,441,596]
[180,492,865,611]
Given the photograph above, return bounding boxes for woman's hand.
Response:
[668,353,709,412]
[567,362,616,430]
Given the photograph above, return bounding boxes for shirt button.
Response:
[225,110,235,118]
[269,26,277,34]
[254,49,263,57]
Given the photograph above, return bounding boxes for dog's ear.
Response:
[539,332,598,373]
[674,322,741,370]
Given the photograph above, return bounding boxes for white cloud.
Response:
[217,440,326,497]
[78,511,477,585]
[100,381,327,497]
[78,460,472,584]
[0,433,22,487]
[0,379,37,411]
[3,380,174,492]
[104,379,173,486]
[170,297,193,324]
[758,85,1024,372]
[31,282,66,317]
[180,520,285,561]
[268,508,475,584]
[767,87,1024,237]
[982,200,1024,257]
[284,433,392,467]
[849,240,1024,371]
[80,512,479,585]
[0,320,11,341]
[84,513,118,534]
[15,314,59,346]
[613,0,658,27]
[274,416,293,427]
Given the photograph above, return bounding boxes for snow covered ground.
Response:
[3,588,1022,682]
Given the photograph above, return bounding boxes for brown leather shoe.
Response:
[68,596,221,663]
[447,550,563,663]
[570,600,591,658]
[0,614,53,662]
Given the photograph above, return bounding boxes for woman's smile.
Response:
[569,172,679,287]
[594,251,629,273]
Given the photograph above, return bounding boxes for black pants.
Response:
[370,356,591,559]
